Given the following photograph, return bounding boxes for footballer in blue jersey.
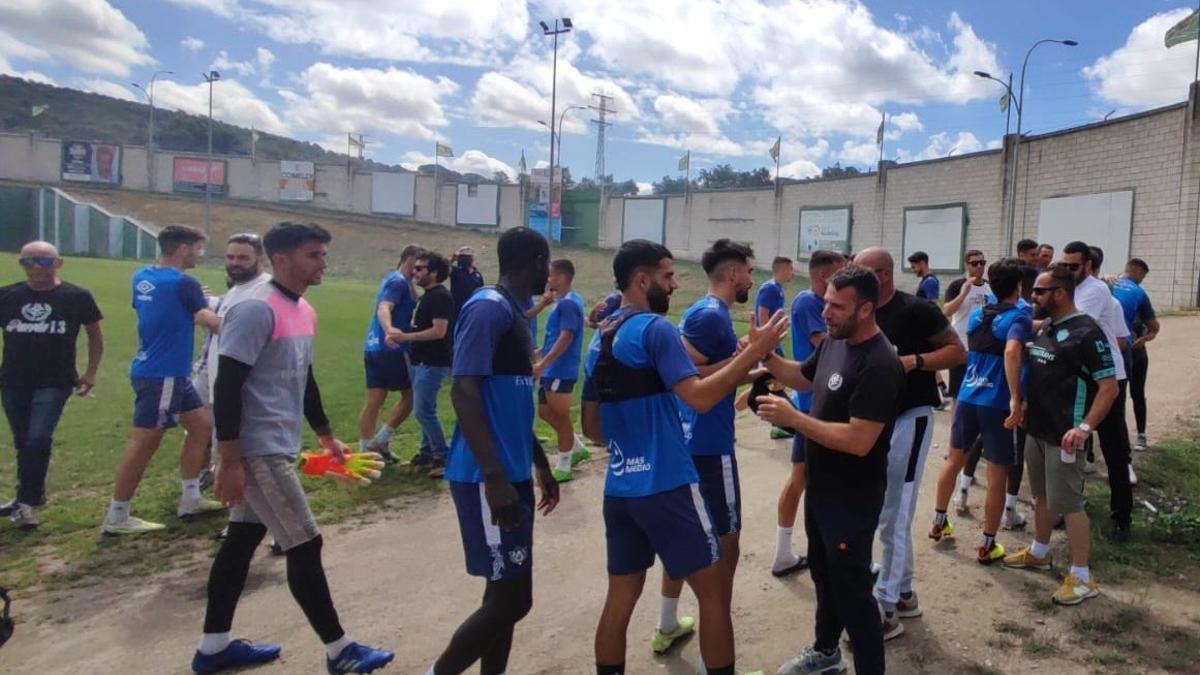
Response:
[357,244,422,462]
[533,259,590,482]
[930,259,1030,564]
[592,238,787,675]
[773,250,845,577]
[580,290,623,445]
[431,228,559,675]
[1111,258,1159,445]
[104,225,222,536]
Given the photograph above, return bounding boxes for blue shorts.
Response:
[131,376,203,429]
[694,454,741,536]
[950,402,1016,466]
[580,377,597,402]
[364,349,411,391]
[603,483,720,579]
[449,480,535,580]
[791,434,807,463]
[537,377,576,404]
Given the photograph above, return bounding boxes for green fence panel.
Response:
[57,199,74,253]
[88,206,108,256]
[561,190,600,247]
[0,185,35,252]
[123,221,139,258]
[139,229,157,259]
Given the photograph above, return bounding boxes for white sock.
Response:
[358,438,371,452]
[571,435,584,454]
[774,526,796,565]
[107,500,130,523]
[658,595,680,632]
[1070,565,1091,583]
[555,451,572,472]
[324,635,353,660]
[957,472,972,492]
[198,632,231,655]
[181,479,202,503]
[1004,493,1018,510]
[1030,539,1052,559]
[373,424,395,445]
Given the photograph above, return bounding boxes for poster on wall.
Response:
[61,140,121,184]
[278,160,315,201]
[798,207,851,257]
[530,167,562,241]
[903,203,966,272]
[173,157,227,194]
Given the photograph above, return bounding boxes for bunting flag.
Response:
[999,90,1010,113]
[678,151,690,172]
[435,142,454,158]
[769,136,781,161]
[876,113,886,145]
[31,104,48,118]
[1165,10,1200,47]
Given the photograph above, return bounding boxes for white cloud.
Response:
[154,77,288,134]
[210,48,274,84]
[1083,8,1195,107]
[0,55,56,84]
[890,112,924,133]
[899,131,982,162]
[653,94,732,136]
[838,140,882,166]
[777,159,822,180]
[282,63,458,141]
[181,36,205,52]
[635,181,653,195]
[0,0,154,77]
[81,79,137,101]
[986,138,1003,150]
[166,0,237,18]
[400,149,516,178]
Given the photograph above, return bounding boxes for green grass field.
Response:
[0,250,801,589]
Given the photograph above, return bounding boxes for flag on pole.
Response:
[678,151,690,172]
[519,150,527,174]
[876,113,886,145]
[1165,10,1200,47]
[250,126,259,160]
[999,90,1010,113]
[436,142,454,158]
[769,136,781,161]
[31,104,48,118]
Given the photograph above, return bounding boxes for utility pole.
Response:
[591,91,614,181]
[202,70,221,235]
[540,17,572,233]
[132,70,173,192]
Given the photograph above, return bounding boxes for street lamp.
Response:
[539,104,587,170]
[202,70,221,235]
[977,38,1077,251]
[540,17,572,227]
[131,69,173,191]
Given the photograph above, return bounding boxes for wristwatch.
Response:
[1077,422,1092,434]
[914,353,925,371]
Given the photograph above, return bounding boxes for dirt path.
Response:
[5,316,1200,674]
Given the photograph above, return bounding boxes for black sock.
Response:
[707,665,735,675]
[933,510,948,526]
[203,522,266,634]
[596,664,625,675]
[285,536,345,644]
[982,532,996,551]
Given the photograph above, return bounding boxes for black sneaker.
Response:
[267,539,284,556]
[428,457,446,479]
[0,499,15,517]
[1109,522,1132,544]
[376,448,400,465]
[408,453,433,468]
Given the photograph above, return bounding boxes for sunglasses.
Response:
[1031,286,1062,296]
[19,257,57,268]
[966,260,986,267]
[1059,262,1081,271]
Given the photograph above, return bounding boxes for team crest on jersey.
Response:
[1056,328,1069,342]
[827,372,844,391]
[508,546,528,566]
[20,303,51,322]
[136,280,156,299]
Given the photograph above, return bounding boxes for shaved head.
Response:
[20,241,59,258]
[853,247,896,298]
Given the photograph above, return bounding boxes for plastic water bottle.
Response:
[1060,447,1076,464]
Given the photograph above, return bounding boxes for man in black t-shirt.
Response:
[449,246,485,315]
[390,251,455,476]
[758,265,904,675]
[1003,266,1115,607]
[854,248,965,639]
[0,241,103,529]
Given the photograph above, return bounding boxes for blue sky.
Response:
[2,1,1197,190]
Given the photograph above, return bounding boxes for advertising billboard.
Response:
[173,157,227,194]
[279,160,315,201]
[61,140,121,185]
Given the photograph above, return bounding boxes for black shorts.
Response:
[364,350,412,391]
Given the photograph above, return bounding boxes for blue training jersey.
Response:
[445,289,535,483]
[958,303,1032,410]
[1111,277,1156,336]
[755,280,785,323]
[131,266,207,378]
[917,275,940,301]
[541,290,585,381]
[363,271,414,353]
[790,290,826,412]
[587,308,699,498]
[676,295,737,456]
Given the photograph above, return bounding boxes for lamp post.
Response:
[540,17,572,230]
[131,69,173,191]
[539,104,587,173]
[202,70,221,235]
[977,38,1077,251]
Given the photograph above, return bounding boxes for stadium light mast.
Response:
[978,38,1077,252]
[131,69,173,191]
[540,17,572,230]
[202,70,221,235]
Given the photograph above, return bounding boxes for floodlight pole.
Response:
[542,17,572,234]
[133,70,173,192]
[203,70,221,235]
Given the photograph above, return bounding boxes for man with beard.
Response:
[655,239,757,654]
[854,248,965,640]
[194,222,394,674]
[591,239,786,675]
[1003,265,1116,606]
[425,228,560,675]
[756,265,904,675]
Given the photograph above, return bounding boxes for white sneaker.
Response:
[102,515,166,535]
[1133,434,1148,451]
[10,502,39,529]
[952,488,969,514]
[1002,507,1027,531]
[178,497,225,518]
[1128,465,1138,486]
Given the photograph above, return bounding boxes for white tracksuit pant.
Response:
[874,405,934,610]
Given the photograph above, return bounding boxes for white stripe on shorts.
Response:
[552,378,561,391]
[477,483,505,580]
[720,455,738,531]
[689,483,720,563]
[157,377,175,427]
